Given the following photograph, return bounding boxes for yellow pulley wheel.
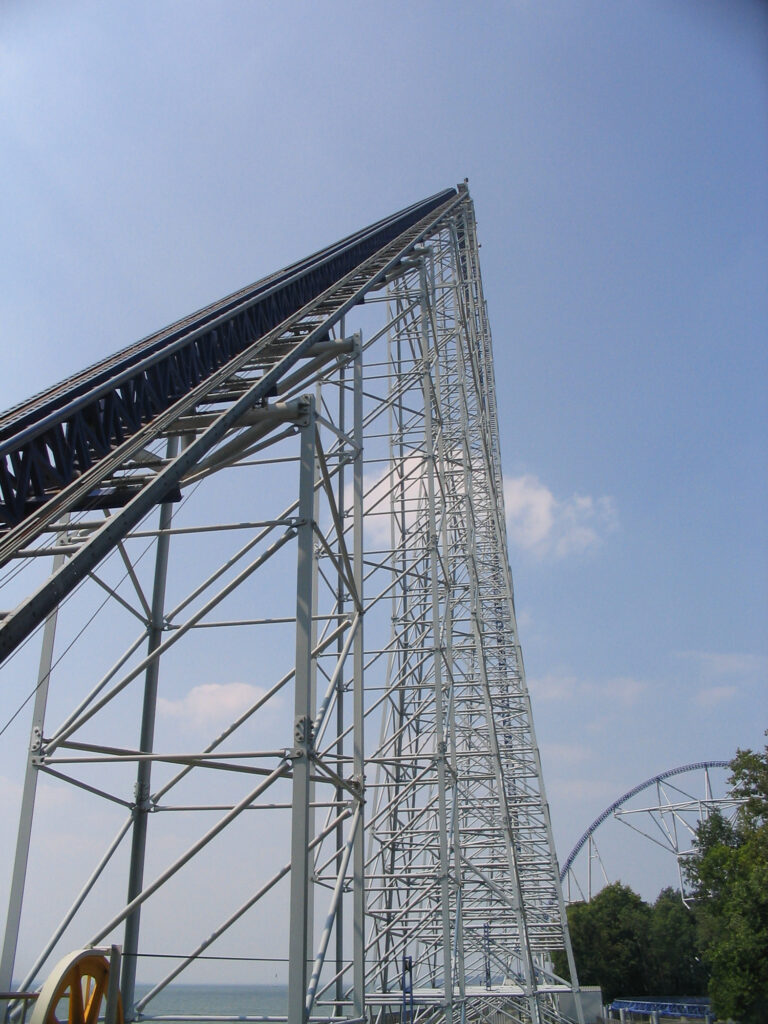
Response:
[30,950,123,1024]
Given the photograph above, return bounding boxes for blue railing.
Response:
[610,996,711,1018]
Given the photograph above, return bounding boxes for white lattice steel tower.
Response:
[0,186,582,1024]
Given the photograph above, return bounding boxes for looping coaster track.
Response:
[0,186,583,1024]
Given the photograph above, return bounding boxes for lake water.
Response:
[135,984,290,1021]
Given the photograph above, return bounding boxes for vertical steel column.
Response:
[379,294,409,994]
[288,401,316,1024]
[431,245,467,1015]
[0,524,70,1007]
[121,434,180,1016]
[334,322,347,1018]
[307,385,323,973]
[352,338,365,1020]
[418,261,454,1021]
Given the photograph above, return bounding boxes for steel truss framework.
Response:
[0,188,582,1024]
[560,761,740,905]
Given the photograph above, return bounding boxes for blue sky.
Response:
[1,0,766,916]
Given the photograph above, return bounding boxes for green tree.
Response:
[684,740,768,1023]
[729,744,768,825]
[647,887,707,996]
[553,882,651,1003]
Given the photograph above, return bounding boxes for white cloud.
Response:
[676,652,765,708]
[695,685,739,708]
[352,464,617,559]
[0,774,21,813]
[529,671,646,706]
[503,474,617,558]
[529,672,578,702]
[540,741,592,768]
[515,608,534,632]
[548,776,618,805]
[37,779,75,810]
[605,675,646,706]
[158,682,267,730]
[677,651,767,678]
[503,474,555,549]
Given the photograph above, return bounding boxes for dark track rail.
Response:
[0,189,455,528]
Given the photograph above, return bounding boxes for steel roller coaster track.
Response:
[0,190,455,529]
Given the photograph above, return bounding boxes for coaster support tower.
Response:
[0,186,581,1024]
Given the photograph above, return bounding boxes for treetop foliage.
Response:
[556,740,767,1022]
[684,738,768,1024]
[729,743,768,830]
[552,881,706,1005]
